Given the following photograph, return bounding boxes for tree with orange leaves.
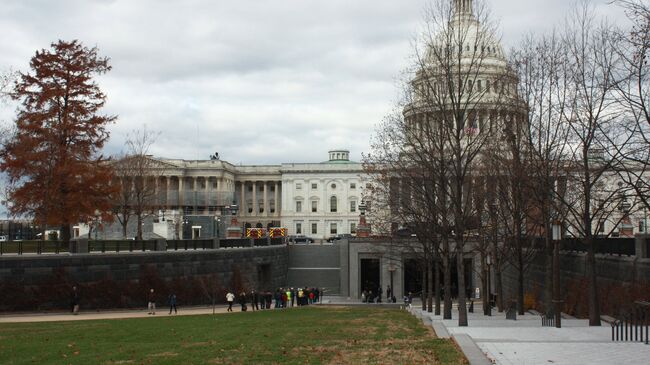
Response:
[0,40,116,243]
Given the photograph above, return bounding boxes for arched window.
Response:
[330,196,338,213]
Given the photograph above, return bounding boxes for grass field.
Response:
[0,306,466,364]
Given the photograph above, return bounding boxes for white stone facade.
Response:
[131,150,368,240]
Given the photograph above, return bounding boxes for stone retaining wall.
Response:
[0,246,288,311]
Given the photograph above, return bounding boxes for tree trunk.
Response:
[61,224,71,244]
[137,214,143,241]
[457,248,468,326]
[434,256,441,315]
[544,234,553,313]
[122,217,128,240]
[443,240,452,319]
[427,258,433,313]
[495,257,503,312]
[517,237,525,315]
[482,252,488,315]
[586,237,601,326]
[422,260,427,311]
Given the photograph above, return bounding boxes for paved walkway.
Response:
[410,305,650,365]
[0,299,352,324]
[0,305,242,323]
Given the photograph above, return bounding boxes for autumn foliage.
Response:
[0,40,116,242]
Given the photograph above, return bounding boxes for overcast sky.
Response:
[0,0,629,165]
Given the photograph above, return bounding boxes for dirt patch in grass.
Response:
[147,351,179,357]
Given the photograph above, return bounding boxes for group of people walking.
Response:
[69,285,322,315]
[361,285,397,304]
[226,287,323,312]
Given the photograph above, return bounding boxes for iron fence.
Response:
[0,240,68,255]
[612,301,650,344]
[542,312,555,327]
[220,238,251,248]
[0,237,285,255]
[561,237,636,256]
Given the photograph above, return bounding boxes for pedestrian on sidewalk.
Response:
[238,291,247,311]
[387,285,392,301]
[226,291,235,312]
[70,286,80,315]
[250,289,259,311]
[148,288,156,315]
[168,293,177,315]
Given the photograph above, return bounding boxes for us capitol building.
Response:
[80,149,370,241]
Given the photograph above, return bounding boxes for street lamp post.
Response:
[552,221,563,328]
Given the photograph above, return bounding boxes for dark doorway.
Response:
[404,258,422,296]
[257,264,271,290]
[360,258,380,296]
[403,257,474,299]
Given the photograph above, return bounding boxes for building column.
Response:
[263,181,268,217]
[178,176,185,208]
[252,181,257,217]
[205,176,210,212]
[164,177,170,208]
[240,182,246,216]
[274,181,279,217]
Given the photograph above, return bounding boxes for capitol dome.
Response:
[405,0,524,136]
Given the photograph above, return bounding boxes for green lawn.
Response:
[0,307,466,365]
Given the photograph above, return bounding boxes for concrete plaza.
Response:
[411,305,650,365]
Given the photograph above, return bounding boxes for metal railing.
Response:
[542,311,555,327]
[0,237,286,255]
[0,241,68,255]
[220,238,251,248]
[167,239,213,251]
[561,238,636,256]
[87,240,157,253]
[612,301,650,344]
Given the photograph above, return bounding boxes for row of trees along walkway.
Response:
[363,0,650,327]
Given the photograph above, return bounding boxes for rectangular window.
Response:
[296,183,302,190]
[311,223,318,234]
[330,223,337,235]
[640,220,645,233]
[350,201,356,213]
[350,223,356,234]
[311,183,317,189]
[296,201,302,212]
[350,183,356,189]
[296,223,302,235]
[311,200,317,212]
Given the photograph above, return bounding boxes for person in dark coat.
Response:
[70,286,80,315]
[238,291,247,311]
[250,289,259,311]
[168,293,178,314]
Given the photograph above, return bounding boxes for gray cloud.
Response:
[0,0,630,164]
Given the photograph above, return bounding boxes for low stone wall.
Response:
[501,249,650,316]
[0,246,288,311]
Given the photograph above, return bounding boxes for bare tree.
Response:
[112,127,163,240]
[558,2,629,326]
[611,0,650,215]
[505,31,573,314]
[199,274,224,314]
[365,0,517,326]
